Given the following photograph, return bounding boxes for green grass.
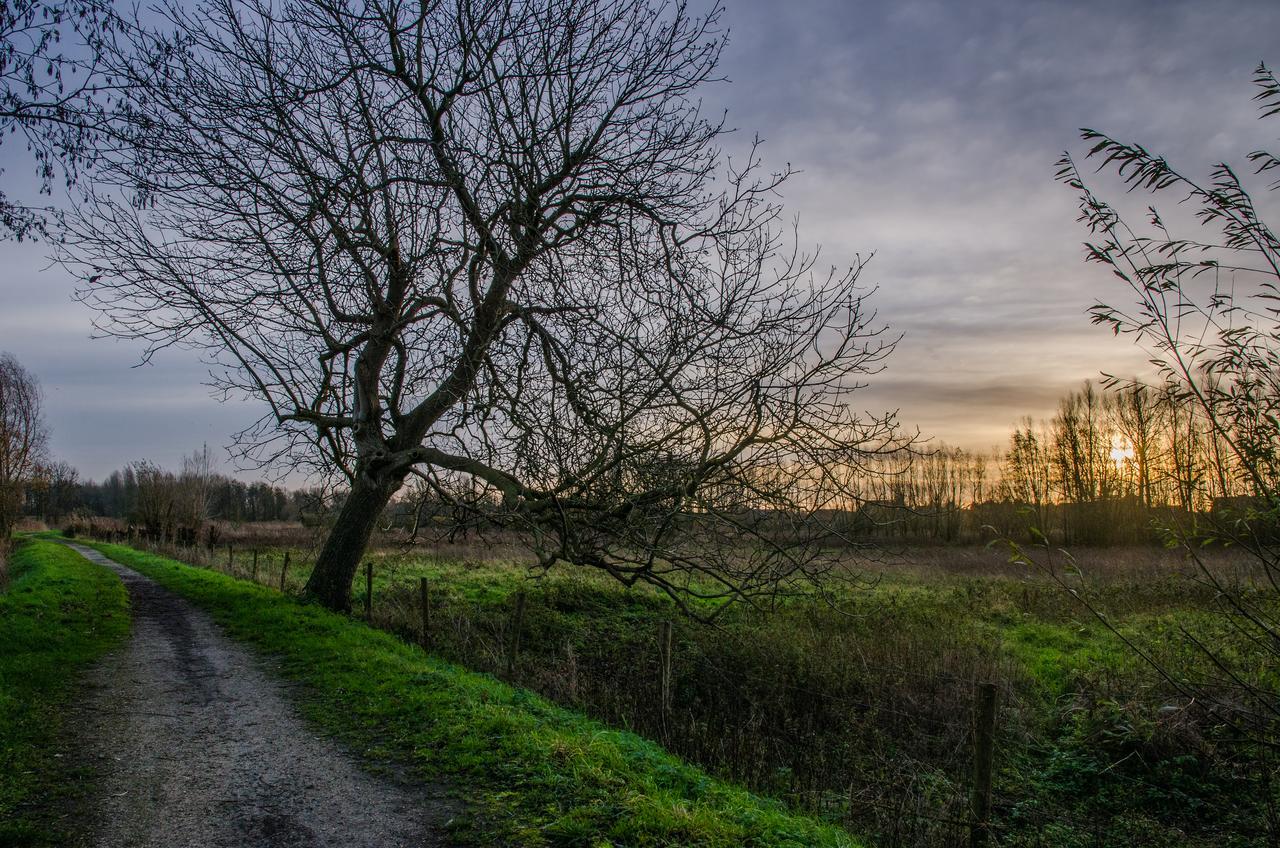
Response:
[320,546,1277,847]
[60,533,1276,846]
[0,539,129,847]
[997,619,1132,695]
[75,539,859,848]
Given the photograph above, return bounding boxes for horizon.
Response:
[0,0,1275,481]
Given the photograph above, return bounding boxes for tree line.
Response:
[13,373,1269,549]
[847,377,1276,546]
[24,448,326,536]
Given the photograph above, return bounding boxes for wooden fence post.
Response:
[505,590,527,677]
[419,577,431,649]
[970,681,998,848]
[658,620,674,715]
[227,544,233,570]
[364,562,374,620]
[279,553,289,592]
[252,549,259,581]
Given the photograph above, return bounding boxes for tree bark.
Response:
[303,474,398,611]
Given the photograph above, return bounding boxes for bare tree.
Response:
[1112,382,1161,509]
[180,443,214,528]
[28,457,78,520]
[67,0,904,612]
[1048,63,1280,745]
[1050,381,1119,506]
[0,0,118,239]
[128,459,177,541]
[0,353,48,580]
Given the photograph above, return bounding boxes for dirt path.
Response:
[62,543,456,848]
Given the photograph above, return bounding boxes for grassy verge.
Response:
[74,539,858,848]
[0,539,129,847]
[82,535,1275,845]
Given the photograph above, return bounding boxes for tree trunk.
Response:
[303,474,398,611]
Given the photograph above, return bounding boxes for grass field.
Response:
[71,537,859,848]
[73,531,1280,847]
[0,539,130,847]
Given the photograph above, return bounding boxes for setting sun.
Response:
[2,1,1277,844]
[1110,437,1135,466]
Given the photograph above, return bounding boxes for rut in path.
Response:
[62,542,456,848]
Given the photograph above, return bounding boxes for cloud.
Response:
[712,0,1278,447]
[1,0,1276,475]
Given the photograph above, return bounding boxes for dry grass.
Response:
[11,519,48,533]
[864,542,1261,585]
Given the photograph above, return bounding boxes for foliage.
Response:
[1056,62,1280,748]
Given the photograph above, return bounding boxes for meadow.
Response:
[74,521,1278,848]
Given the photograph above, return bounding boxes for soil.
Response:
[61,542,457,848]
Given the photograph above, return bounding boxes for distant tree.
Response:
[68,0,904,612]
[1049,381,1119,506]
[0,353,48,579]
[27,457,78,519]
[1051,64,1280,744]
[1112,383,1161,509]
[0,0,117,239]
[179,444,213,525]
[1153,383,1207,514]
[1000,417,1052,527]
[128,460,176,540]
[75,453,302,526]
[94,464,135,516]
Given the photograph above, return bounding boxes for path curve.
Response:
[63,542,455,848]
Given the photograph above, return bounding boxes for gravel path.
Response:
[63,542,456,848]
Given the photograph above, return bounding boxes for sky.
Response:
[0,0,1277,481]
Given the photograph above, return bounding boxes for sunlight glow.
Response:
[1109,437,1135,466]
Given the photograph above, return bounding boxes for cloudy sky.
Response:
[0,0,1277,481]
